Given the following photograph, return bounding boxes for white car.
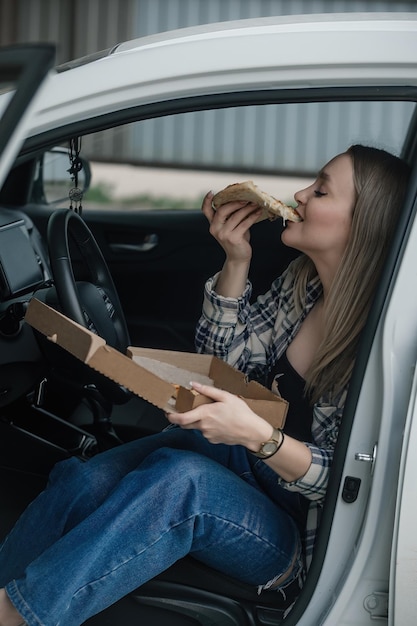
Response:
[0,12,417,626]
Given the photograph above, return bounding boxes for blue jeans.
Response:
[0,427,303,626]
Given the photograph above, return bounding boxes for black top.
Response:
[267,352,313,442]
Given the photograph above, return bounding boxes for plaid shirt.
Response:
[195,260,347,569]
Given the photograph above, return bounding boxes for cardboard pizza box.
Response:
[25,298,287,429]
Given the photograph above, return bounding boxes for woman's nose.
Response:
[294,182,313,205]
[294,188,306,205]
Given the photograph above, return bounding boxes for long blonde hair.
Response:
[293,145,411,403]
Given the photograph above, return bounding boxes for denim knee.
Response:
[138,446,230,505]
[140,445,246,509]
[143,446,211,487]
[48,456,128,529]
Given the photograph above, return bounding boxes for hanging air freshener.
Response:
[68,137,83,215]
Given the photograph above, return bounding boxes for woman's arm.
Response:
[167,382,312,485]
[201,190,261,298]
[264,432,312,483]
[167,383,343,504]
[197,192,300,375]
[192,193,338,497]
[195,266,296,380]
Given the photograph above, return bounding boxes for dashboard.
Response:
[0,207,51,406]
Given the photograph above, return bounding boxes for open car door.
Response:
[390,363,417,624]
[0,44,55,188]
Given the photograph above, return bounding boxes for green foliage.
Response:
[121,193,202,210]
[84,184,203,210]
[83,183,114,203]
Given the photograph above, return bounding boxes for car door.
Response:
[0,44,55,187]
[390,365,417,625]
[81,206,298,352]
[23,180,295,353]
[23,107,302,353]
[23,97,414,356]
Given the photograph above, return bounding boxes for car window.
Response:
[41,99,416,212]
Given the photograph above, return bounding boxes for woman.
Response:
[0,145,410,626]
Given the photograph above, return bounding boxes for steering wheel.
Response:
[47,208,130,353]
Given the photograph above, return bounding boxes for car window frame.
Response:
[19,84,417,158]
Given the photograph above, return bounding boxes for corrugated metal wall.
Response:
[0,0,138,63]
[129,101,415,176]
[0,0,417,63]
[133,0,417,37]
[2,0,416,64]
[0,0,416,174]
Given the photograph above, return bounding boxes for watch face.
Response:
[262,441,278,455]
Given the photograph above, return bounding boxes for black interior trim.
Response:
[0,466,47,540]
[402,105,417,162]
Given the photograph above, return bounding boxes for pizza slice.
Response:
[212,180,302,224]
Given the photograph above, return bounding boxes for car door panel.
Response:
[26,204,298,352]
[80,209,299,352]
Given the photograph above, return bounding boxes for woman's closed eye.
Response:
[314,190,327,197]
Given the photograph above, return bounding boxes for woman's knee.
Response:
[48,455,122,506]
[143,446,231,497]
[146,446,204,473]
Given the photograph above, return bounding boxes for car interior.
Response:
[1,52,417,624]
[0,158,301,626]
[0,167,303,626]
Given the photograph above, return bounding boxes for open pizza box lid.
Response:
[25,298,288,429]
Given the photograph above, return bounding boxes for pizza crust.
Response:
[212,180,302,223]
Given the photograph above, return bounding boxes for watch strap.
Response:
[253,428,285,459]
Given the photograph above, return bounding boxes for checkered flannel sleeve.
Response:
[277,402,344,504]
[195,263,345,505]
[195,268,295,379]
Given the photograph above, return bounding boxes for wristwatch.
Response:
[253,428,284,459]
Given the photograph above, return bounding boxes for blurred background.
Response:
[1,0,416,207]
[1,0,416,65]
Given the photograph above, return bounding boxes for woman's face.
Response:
[282,153,356,268]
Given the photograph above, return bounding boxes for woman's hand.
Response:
[168,382,313,482]
[201,191,262,298]
[201,191,262,265]
[167,381,272,451]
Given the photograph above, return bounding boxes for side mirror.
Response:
[32,147,91,205]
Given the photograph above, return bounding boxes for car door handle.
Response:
[109,234,159,254]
